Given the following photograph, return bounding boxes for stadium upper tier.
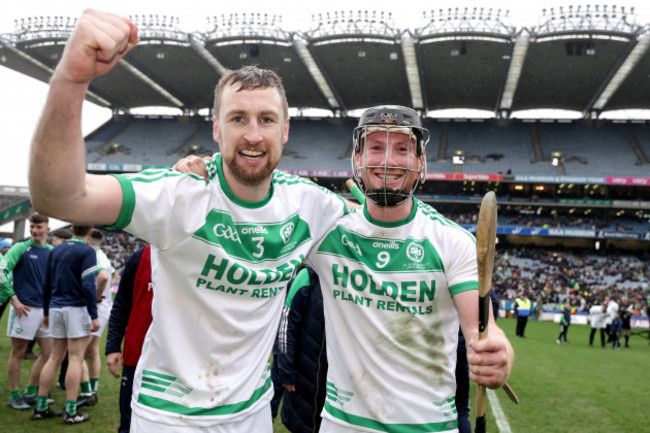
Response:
[83,115,650,180]
[1,6,650,116]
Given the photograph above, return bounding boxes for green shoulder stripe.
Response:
[417,200,476,245]
[272,171,349,212]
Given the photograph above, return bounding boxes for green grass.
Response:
[1,313,648,432]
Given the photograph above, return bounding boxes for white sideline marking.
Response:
[487,388,513,433]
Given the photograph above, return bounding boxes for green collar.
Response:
[28,239,50,249]
[363,198,418,228]
[215,154,274,209]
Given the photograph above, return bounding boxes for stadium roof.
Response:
[1,6,650,117]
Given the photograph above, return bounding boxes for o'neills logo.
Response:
[280,223,294,244]
[372,240,399,250]
[406,242,424,263]
[240,225,268,235]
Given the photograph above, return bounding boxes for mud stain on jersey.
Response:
[349,368,393,420]
[377,303,448,377]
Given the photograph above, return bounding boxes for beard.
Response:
[223,152,278,186]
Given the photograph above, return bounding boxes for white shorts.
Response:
[49,306,93,339]
[6,305,50,340]
[130,405,272,433]
[91,300,113,337]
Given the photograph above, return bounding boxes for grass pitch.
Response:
[1,312,648,432]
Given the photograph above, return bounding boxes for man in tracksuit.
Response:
[105,245,153,433]
[32,225,100,424]
[0,214,53,410]
[275,265,327,433]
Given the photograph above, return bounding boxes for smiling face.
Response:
[213,84,289,189]
[29,221,50,246]
[355,128,424,202]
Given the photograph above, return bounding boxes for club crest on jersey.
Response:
[280,223,294,244]
[341,235,362,256]
[213,224,241,243]
[406,242,424,263]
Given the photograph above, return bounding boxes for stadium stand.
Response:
[75,115,650,179]
[279,117,357,172]
[536,122,645,177]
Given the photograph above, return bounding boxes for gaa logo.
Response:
[280,223,294,244]
[341,235,362,256]
[406,242,424,263]
[213,223,241,243]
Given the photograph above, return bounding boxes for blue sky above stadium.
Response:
[1,0,649,187]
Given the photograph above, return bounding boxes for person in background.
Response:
[0,239,11,256]
[32,224,99,424]
[0,238,13,321]
[78,228,113,406]
[0,214,53,410]
[610,310,623,350]
[514,287,532,338]
[49,228,73,390]
[50,229,72,247]
[556,301,571,344]
[105,245,153,433]
[604,295,619,343]
[275,265,327,433]
[619,296,633,348]
[588,304,608,348]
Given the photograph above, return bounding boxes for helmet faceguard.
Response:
[351,106,429,207]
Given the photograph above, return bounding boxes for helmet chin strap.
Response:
[364,187,411,207]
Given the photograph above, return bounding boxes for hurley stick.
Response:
[474,191,498,433]
[346,178,365,204]
[474,192,520,433]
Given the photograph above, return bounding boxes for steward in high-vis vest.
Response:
[514,291,532,338]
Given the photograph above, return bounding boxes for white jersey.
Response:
[307,199,478,433]
[606,300,619,325]
[589,306,608,329]
[96,248,114,304]
[109,154,346,427]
